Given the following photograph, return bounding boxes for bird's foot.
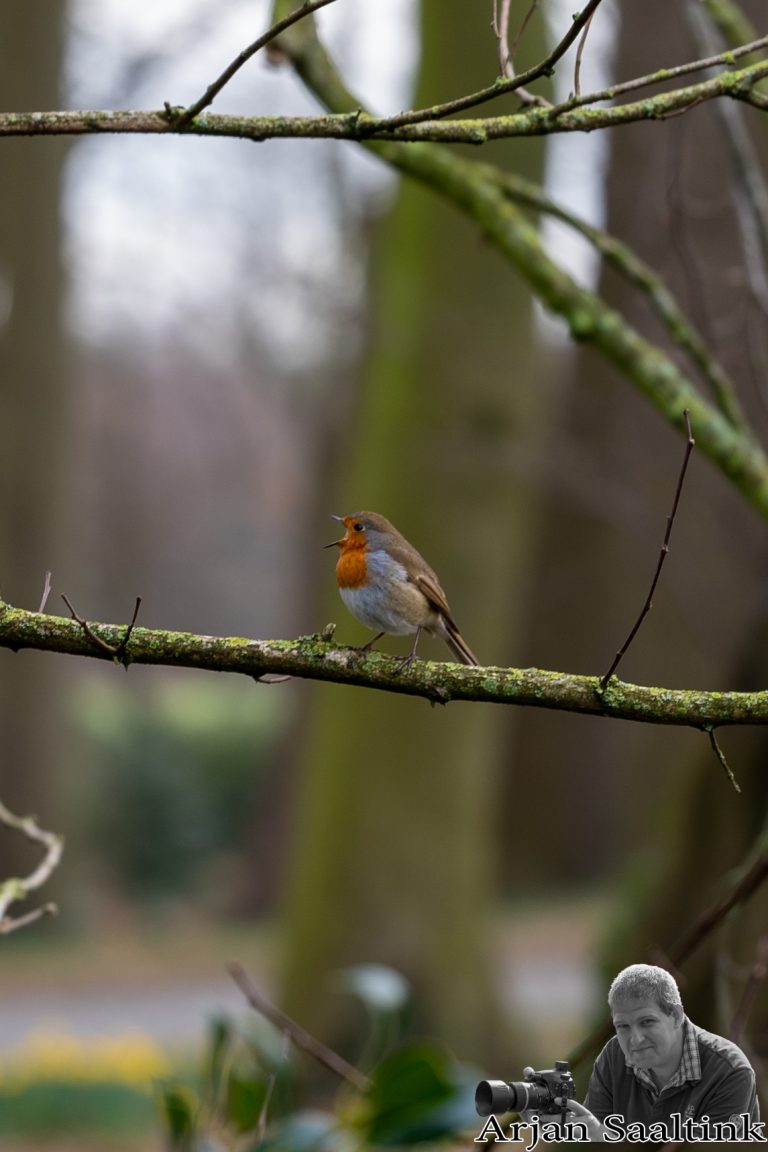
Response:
[349,631,385,658]
[393,631,422,673]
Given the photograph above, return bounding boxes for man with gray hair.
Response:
[562,964,762,1141]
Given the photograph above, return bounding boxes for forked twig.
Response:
[228,961,370,1092]
[600,411,695,688]
[382,0,605,129]
[61,593,142,663]
[0,800,63,934]
[172,0,339,128]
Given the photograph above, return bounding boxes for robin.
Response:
[326,511,479,667]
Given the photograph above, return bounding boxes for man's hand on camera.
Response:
[556,1099,605,1141]
[517,1101,604,1142]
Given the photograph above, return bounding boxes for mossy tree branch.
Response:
[3,12,768,751]
[2,598,768,728]
[2,54,768,144]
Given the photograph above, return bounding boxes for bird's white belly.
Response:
[339,553,419,635]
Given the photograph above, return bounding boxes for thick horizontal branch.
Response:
[2,600,768,727]
[2,56,768,146]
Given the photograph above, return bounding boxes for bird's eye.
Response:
[353,522,364,532]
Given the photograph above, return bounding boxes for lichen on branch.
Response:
[1,599,768,728]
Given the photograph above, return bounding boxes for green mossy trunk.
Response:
[280,4,550,1062]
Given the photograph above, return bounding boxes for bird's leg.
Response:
[394,628,422,672]
[351,631,385,655]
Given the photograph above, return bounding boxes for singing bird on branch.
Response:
[326,511,479,668]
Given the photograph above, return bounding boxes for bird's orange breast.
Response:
[336,546,368,589]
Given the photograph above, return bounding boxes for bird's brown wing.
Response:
[413,571,454,622]
[415,572,479,664]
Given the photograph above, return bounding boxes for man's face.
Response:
[611,996,683,1076]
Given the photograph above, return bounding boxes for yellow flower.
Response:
[0,1028,171,1092]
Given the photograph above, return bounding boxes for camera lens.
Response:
[475,1079,553,1116]
[475,1081,514,1116]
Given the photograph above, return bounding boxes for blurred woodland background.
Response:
[0,0,767,1147]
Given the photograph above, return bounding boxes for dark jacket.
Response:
[585,1020,759,1131]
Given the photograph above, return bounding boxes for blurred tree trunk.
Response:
[0,1,70,863]
[280,4,550,1062]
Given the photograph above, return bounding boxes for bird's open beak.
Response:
[324,514,345,549]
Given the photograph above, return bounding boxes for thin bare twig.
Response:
[371,14,766,133]
[38,571,52,614]
[553,32,768,116]
[229,962,370,1092]
[573,13,595,99]
[492,0,544,107]
[510,0,540,61]
[172,0,339,128]
[600,411,695,687]
[114,596,142,660]
[492,0,512,75]
[706,727,741,793]
[0,800,63,934]
[61,593,118,655]
[380,0,605,129]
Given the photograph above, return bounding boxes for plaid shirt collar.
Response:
[629,1018,701,1096]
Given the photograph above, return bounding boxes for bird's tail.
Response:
[441,618,480,666]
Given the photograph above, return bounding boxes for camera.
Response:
[475,1060,576,1120]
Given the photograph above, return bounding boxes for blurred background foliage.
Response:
[0,0,766,1147]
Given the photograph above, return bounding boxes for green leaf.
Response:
[159,1083,196,1148]
[204,1015,234,1106]
[364,1042,477,1146]
[226,1069,269,1133]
